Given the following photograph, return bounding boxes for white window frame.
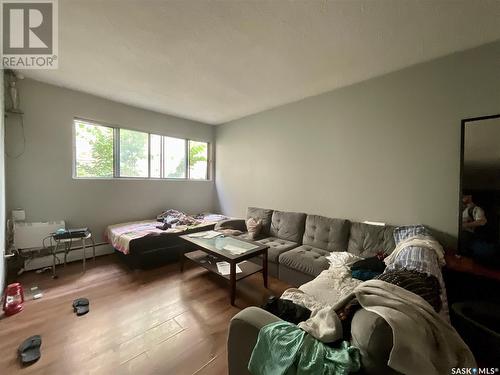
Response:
[72,118,212,181]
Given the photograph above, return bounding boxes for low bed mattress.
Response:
[105,213,227,256]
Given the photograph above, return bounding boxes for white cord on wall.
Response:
[4,112,26,159]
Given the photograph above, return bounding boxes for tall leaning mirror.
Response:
[459,114,500,269]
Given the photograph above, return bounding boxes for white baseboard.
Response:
[23,243,114,271]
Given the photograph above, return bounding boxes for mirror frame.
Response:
[458,113,500,254]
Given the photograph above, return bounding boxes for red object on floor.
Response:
[3,283,24,316]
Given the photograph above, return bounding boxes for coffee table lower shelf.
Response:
[184,250,263,281]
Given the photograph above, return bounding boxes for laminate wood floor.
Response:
[0,254,291,375]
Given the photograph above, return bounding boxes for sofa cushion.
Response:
[246,218,262,240]
[257,237,298,263]
[347,222,396,257]
[302,215,350,252]
[269,211,306,243]
[278,245,330,277]
[246,207,273,236]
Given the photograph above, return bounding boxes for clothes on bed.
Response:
[248,321,360,375]
[156,209,201,226]
[297,280,476,375]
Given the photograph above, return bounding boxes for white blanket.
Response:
[298,263,362,307]
[299,280,476,375]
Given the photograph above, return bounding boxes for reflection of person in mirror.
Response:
[461,194,487,255]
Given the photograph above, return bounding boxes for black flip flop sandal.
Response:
[72,298,89,316]
[18,335,42,365]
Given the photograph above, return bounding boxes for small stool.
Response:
[51,232,95,278]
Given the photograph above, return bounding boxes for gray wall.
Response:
[1,71,5,292]
[6,79,215,243]
[215,41,500,245]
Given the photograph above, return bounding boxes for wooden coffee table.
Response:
[180,232,269,305]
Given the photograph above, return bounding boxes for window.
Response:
[188,140,208,179]
[73,119,210,180]
[74,120,114,178]
[164,137,186,179]
[119,129,149,178]
[150,134,161,178]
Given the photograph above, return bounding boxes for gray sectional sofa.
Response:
[215,207,395,286]
[216,207,404,375]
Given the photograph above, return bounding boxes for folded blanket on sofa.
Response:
[298,280,476,375]
[384,235,445,267]
[248,321,360,375]
[289,263,362,308]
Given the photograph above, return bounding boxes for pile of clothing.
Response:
[156,209,201,228]
[251,225,474,375]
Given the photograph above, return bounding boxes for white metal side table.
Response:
[51,232,95,278]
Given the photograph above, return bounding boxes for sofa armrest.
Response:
[227,307,281,375]
[215,218,247,232]
[351,309,401,375]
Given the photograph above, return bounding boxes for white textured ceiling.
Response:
[23,0,500,124]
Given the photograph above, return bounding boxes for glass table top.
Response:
[181,231,266,259]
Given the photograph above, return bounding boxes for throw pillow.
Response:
[246,218,262,240]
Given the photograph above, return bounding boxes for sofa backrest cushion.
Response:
[302,215,350,251]
[347,222,396,257]
[269,211,306,243]
[246,207,274,236]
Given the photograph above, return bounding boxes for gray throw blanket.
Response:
[299,280,476,375]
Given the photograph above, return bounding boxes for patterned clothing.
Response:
[156,209,201,226]
[375,270,441,312]
[389,225,450,321]
[393,224,430,244]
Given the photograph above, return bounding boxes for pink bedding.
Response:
[105,213,228,255]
